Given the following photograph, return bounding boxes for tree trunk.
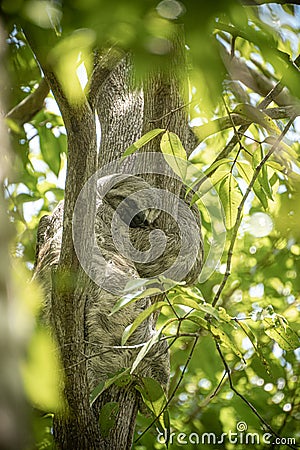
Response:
[32,25,201,449]
[92,30,195,449]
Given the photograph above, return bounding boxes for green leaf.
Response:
[218,173,243,230]
[171,296,202,311]
[113,372,132,388]
[123,128,165,157]
[39,127,62,176]
[163,409,171,443]
[122,301,166,345]
[15,193,40,203]
[185,313,209,330]
[6,117,23,134]
[99,402,119,437]
[50,187,65,201]
[210,323,244,361]
[131,326,165,374]
[110,286,162,315]
[56,132,67,157]
[265,136,299,160]
[160,131,187,180]
[232,103,281,135]
[171,296,220,319]
[170,288,220,319]
[89,369,131,406]
[263,319,300,351]
[236,161,253,185]
[89,381,105,407]
[253,148,273,201]
[204,158,232,177]
[237,319,271,375]
[218,307,232,322]
[266,161,285,172]
[211,169,230,187]
[135,377,168,429]
[253,182,268,209]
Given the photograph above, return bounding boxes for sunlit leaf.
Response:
[122,301,166,345]
[210,324,244,361]
[160,131,187,180]
[21,328,64,412]
[123,128,165,157]
[236,319,271,375]
[131,326,165,374]
[218,173,243,230]
[39,126,62,176]
[263,318,299,351]
[218,307,232,322]
[49,29,96,103]
[236,161,253,185]
[185,313,209,330]
[204,158,232,177]
[233,104,281,136]
[15,193,39,203]
[110,287,162,316]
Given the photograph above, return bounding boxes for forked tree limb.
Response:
[6,77,49,125]
[221,47,300,108]
[88,46,125,110]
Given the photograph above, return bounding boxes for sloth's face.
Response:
[101,174,161,228]
[95,173,203,285]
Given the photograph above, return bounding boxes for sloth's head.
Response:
[98,174,160,228]
[96,173,204,285]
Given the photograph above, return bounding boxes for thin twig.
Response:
[165,293,180,320]
[65,331,200,370]
[223,98,245,170]
[194,81,288,191]
[212,114,296,307]
[6,78,49,125]
[210,370,228,398]
[148,101,192,124]
[215,342,298,450]
[230,36,236,59]
[135,336,199,443]
[192,105,299,142]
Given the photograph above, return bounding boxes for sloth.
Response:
[33,174,204,392]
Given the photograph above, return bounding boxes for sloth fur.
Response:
[33,174,204,392]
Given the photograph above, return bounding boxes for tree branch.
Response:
[193,105,299,141]
[241,0,298,5]
[212,114,296,307]
[135,336,199,444]
[195,81,287,187]
[6,78,49,125]
[221,47,299,108]
[88,46,125,110]
[215,342,297,450]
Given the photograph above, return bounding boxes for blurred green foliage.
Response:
[2,1,300,449]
